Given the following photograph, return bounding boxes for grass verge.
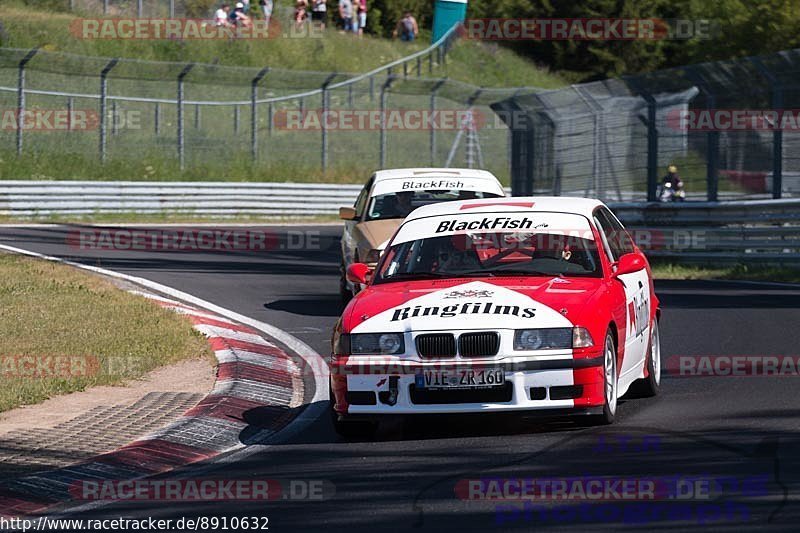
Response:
[650,262,800,284]
[0,253,214,413]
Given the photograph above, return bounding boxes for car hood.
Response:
[356,219,402,250]
[346,277,606,333]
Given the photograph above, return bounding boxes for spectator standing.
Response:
[260,0,274,26]
[355,0,366,36]
[294,0,308,30]
[394,11,418,42]
[311,0,327,30]
[214,3,233,27]
[339,0,353,33]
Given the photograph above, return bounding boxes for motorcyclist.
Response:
[659,165,686,202]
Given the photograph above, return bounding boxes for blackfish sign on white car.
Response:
[329,197,662,438]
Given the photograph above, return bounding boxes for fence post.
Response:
[15,48,38,157]
[234,105,240,134]
[379,75,397,168]
[155,102,160,136]
[751,57,783,199]
[111,100,118,135]
[194,104,200,129]
[417,56,421,77]
[251,66,270,162]
[624,76,659,202]
[176,63,194,171]
[66,97,73,131]
[137,0,143,17]
[103,0,108,15]
[267,103,273,137]
[320,73,338,174]
[686,68,719,201]
[429,79,446,166]
[98,58,119,163]
[369,75,375,102]
[169,0,175,17]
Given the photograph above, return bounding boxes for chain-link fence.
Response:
[2,22,799,201]
[494,49,800,201]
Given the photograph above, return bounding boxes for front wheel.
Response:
[594,330,618,425]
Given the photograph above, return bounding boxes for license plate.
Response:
[415,368,505,390]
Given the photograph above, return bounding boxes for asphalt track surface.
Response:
[1,224,799,532]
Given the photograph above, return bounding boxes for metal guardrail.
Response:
[1,181,798,263]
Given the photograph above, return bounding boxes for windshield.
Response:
[366,190,502,221]
[376,231,602,282]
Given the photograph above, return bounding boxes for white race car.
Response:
[338,168,505,302]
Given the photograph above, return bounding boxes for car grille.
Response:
[458,332,500,357]
[415,333,456,358]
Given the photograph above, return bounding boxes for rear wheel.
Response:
[630,319,661,398]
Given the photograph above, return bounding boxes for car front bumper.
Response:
[330,355,606,415]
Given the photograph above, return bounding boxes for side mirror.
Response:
[346,263,371,285]
[613,253,646,277]
[339,207,357,220]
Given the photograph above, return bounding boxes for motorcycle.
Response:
[658,180,686,202]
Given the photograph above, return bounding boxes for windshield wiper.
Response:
[382,272,451,281]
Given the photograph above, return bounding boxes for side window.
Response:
[593,214,615,263]
[593,209,623,261]
[354,178,373,218]
[604,208,635,255]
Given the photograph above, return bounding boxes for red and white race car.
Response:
[330,197,661,437]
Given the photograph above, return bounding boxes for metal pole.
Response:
[251,66,270,161]
[103,0,109,15]
[16,49,38,157]
[625,76,659,202]
[685,68,719,201]
[66,97,73,132]
[379,75,397,168]
[429,52,434,74]
[403,62,408,78]
[751,58,783,199]
[234,105,240,134]
[177,63,195,171]
[169,0,175,17]
[429,80,446,166]
[154,102,160,135]
[417,57,421,77]
[320,73,337,174]
[369,76,375,102]
[348,84,353,108]
[99,58,119,162]
[194,104,200,129]
[111,100,118,135]
[137,0,143,17]
[267,103,273,137]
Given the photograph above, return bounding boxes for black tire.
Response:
[339,262,352,305]
[629,319,661,398]
[329,395,377,440]
[591,330,618,425]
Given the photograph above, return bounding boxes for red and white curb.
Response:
[0,243,327,518]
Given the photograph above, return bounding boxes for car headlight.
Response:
[348,333,405,355]
[513,327,594,350]
[364,248,382,264]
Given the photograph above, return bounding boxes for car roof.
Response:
[371,168,501,183]
[404,196,606,221]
